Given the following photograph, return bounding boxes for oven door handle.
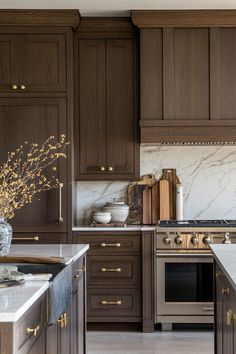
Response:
[155,252,212,258]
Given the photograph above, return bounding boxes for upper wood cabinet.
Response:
[132,10,236,143]
[0,30,67,94]
[0,98,68,233]
[74,19,139,181]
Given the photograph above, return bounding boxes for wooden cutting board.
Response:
[159,179,170,220]
[161,169,180,219]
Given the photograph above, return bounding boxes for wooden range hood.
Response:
[132,10,236,144]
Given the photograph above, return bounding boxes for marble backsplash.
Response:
[74,145,236,225]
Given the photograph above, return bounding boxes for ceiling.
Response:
[0,0,236,16]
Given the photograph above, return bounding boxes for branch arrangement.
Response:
[0,135,68,219]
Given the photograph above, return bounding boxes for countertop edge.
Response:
[72,226,156,232]
[66,244,89,264]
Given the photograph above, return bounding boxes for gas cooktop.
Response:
[158,220,236,227]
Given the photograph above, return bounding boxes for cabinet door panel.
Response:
[18,34,66,92]
[211,28,236,120]
[0,98,68,232]
[0,35,17,92]
[163,28,210,120]
[78,40,106,175]
[106,39,136,174]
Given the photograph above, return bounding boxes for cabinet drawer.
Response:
[87,255,140,286]
[12,233,67,244]
[16,294,45,350]
[87,288,141,317]
[73,233,141,254]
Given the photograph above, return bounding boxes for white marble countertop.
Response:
[9,244,89,265]
[0,244,89,322]
[210,244,236,290]
[72,225,156,232]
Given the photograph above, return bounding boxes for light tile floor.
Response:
[87,330,214,354]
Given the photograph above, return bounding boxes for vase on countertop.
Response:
[0,218,12,256]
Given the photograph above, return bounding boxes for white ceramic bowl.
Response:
[92,211,111,224]
[102,199,129,223]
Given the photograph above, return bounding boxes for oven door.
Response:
[155,251,214,318]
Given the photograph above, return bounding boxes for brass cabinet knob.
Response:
[108,166,113,172]
[58,313,67,328]
[101,267,121,273]
[26,325,40,336]
[20,84,26,90]
[100,166,106,172]
[222,287,230,295]
[12,84,18,90]
[226,309,234,326]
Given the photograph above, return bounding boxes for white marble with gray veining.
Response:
[75,145,236,225]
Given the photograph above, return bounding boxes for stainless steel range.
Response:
[155,220,236,330]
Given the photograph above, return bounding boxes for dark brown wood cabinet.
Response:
[215,261,235,354]
[0,30,68,94]
[0,98,68,233]
[73,230,155,332]
[73,231,142,325]
[0,11,78,242]
[75,18,139,181]
[132,10,236,143]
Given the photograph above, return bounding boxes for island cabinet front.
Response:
[215,261,236,354]
[0,254,86,354]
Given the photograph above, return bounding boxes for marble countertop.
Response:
[72,225,156,232]
[0,244,89,322]
[9,244,89,265]
[210,244,236,290]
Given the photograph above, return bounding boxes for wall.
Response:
[75,145,236,225]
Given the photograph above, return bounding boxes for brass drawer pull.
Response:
[216,270,224,277]
[58,313,67,328]
[20,84,26,90]
[26,325,40,336]
[222,287,230,294]
[101,267,121,273]
[13,236,39,241]
[101,243,121,248]
[12,84,18,90]
[59,182,64,223]
[100,166,106,172]
[227,309,234,326]
[101,300,122,305]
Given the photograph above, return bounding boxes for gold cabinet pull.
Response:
[227,309,234,326]
[58,313,67,328]
[26,325,40,336]
[20,84,26,90]
[222,287,230,295]
[59,183,63,223]
[73,265,86,279]
[101,300,122,305]
[101,243,121,248]
[11,84,18,90]
[101,267,121,273]
[108,166,113,172]
[216,270,224,277]
[12,236,39,241]
[100,166,106,172]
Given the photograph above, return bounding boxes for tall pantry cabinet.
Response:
[0,11,80,244]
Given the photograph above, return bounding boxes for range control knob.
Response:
[163,235,171,245]
[223,233,231,244]
[191,233,199,245]
[203,235,212,245]
[174,234,183,245]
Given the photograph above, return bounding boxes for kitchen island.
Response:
[211,244,236,354]
[0,244,89,354]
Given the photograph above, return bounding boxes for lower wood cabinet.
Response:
[215,261,236,354]
[0,255,86,354]
[73,230,155,332]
